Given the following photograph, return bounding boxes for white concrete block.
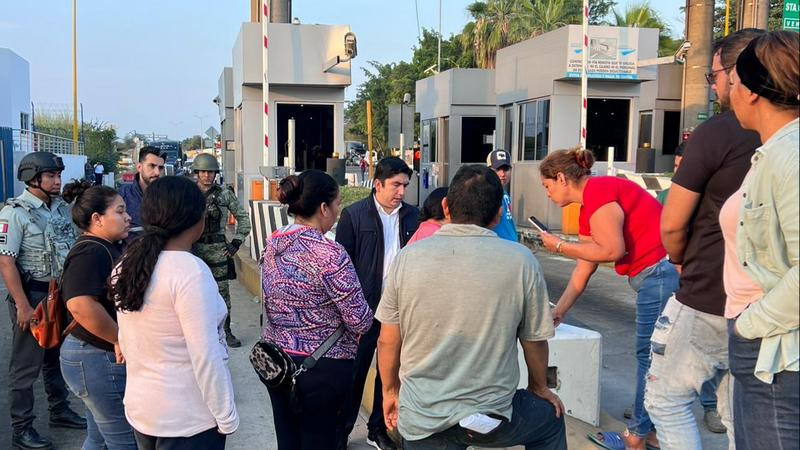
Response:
[517,323,602,426]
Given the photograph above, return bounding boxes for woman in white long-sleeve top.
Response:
[110,176,238,450]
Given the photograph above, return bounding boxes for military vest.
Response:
[203,185,224,236]
[6,196,75,279]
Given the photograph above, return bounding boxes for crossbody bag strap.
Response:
[297,324,346,374]
[60,239,115,338]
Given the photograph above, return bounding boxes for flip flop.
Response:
[587,431,625,450]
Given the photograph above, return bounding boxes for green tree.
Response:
[610,1,681,56]
[565,0,617,24]
[528,0,570,35]
[83,123,120,174]
[33,113,121,174]
[460,0,537,68]
[181,135,202,152]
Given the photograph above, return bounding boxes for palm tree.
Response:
[528,0,569,36]
[610,1,681,56]
[611,1,667,30]
[460,0,536,68]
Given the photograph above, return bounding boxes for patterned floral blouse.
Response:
[260,224,373,359]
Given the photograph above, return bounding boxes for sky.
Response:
[1,0,684,140]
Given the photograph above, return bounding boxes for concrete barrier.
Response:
[517,324,602,426]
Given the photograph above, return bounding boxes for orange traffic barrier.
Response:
[250,180,264,201]
[562,203,581,235]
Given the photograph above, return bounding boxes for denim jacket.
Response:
[735,118,799,384]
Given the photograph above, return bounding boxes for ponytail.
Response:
[110,176,205,312]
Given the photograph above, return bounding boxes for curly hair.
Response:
[110,176,205,312]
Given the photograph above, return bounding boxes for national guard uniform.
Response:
[191,153,251,348]
[0,152,85,449]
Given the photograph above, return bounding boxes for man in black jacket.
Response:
[336,157,419,450]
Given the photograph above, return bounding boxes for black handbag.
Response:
[250,325,345,389]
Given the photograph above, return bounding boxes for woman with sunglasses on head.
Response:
[721,30,799,450]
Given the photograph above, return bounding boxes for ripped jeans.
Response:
[644,297,734,450]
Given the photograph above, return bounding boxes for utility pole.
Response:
[72,0,79,147]
[367,100,374,180]
[270,0,291,24]
[681,0,714,132]
[437,0,442,73]
[738,0,770,29]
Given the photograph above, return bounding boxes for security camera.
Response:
[674,41,691,62]
[212,97,220,104]
[403,93,411,105]
[344,32,357,59]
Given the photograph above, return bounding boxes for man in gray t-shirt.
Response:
[375,165,566,449]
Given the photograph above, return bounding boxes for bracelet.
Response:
[667,257,682,265]
[555,240,565,254]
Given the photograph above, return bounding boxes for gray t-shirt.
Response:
[375,223,553,441]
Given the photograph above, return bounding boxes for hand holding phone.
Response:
[528,216,549,233]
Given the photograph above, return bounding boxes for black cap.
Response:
[487,149,512,170]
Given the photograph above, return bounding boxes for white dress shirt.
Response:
[374,195,401,288]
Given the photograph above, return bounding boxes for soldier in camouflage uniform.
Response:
[191,153,251,348]
[0,152,86,449]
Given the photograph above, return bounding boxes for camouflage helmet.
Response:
[192,153,220,172]
[17,152,65,182]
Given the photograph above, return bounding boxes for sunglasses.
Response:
[705,66,734,85]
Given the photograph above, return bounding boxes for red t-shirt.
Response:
[579,176,666,277]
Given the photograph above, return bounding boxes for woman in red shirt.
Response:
[538,148,679,450]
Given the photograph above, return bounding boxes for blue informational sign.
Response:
[565,27,639,80]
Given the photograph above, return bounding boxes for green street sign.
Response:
[697,112,709,121]
[785,0,800,32]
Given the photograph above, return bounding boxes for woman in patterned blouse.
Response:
[261,169,373,449]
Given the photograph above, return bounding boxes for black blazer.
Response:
[336,194,419,311]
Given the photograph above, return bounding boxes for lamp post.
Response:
[400,93,411,156]
[193,114,207,149]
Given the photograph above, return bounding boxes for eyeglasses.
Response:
[705,66,733,85]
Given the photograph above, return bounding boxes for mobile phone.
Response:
[528,216,549,233]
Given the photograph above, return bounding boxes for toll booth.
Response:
[415,69,497,204]
[494,25,661,230]
[223,22,352,205]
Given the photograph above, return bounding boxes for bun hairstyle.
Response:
[62,181,120,230]
[539,147,596,183]
[278,170,339,219]
[111,176,205,312]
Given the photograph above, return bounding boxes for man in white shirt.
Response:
[93,162,105,186]
[336,157,419,450]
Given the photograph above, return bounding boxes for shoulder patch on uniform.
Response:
[0,221,8,234]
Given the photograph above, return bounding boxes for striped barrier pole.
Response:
[580,0,589,150]
[262,0,270,172]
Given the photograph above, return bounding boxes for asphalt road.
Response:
[0,252,728,449]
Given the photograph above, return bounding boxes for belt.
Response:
[196,234,226,244]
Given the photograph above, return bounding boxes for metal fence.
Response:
[11,129,84,155]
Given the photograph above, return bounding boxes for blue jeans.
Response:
[403,389,566,450]
[627,259,679,438]
[729,320,799,450]
[700,376,719,410]
[644,297,734,450]
[60,335,137,450]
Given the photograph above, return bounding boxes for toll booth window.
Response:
[460,117,496,163]
[423,119,437,163]
[518,99,550,161]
